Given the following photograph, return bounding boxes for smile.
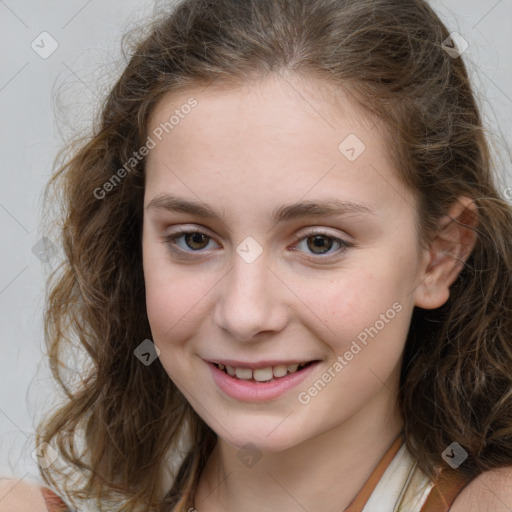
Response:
[207,359,320,402]
[212,361,315,382]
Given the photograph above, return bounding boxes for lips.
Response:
[208,358,320,402]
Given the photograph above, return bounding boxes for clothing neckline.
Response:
[342,432,470,512]
[344,432,405,511]
[41,432,470,512]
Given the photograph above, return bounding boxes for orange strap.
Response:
[344,433,469,512]
[419,465,469,512]
[40,487,70,512]
[344,433,405,511]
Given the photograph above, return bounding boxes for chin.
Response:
[216,417,306,453]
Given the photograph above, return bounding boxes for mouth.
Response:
[210,360,318,383]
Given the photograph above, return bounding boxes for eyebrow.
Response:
[145,194,378,224]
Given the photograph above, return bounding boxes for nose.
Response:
[213,253,288,342]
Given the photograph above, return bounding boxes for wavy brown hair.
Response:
[36,0,512,510]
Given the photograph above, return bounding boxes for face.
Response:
[142,74,428,452]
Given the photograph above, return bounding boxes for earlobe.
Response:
[414,197,479,310]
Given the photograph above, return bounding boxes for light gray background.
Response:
[1,0,511,486]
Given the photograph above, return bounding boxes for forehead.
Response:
[146,75,382,166]
[143,74,412,222]
[147,73,376,145]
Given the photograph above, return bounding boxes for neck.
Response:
[194,383,404,512]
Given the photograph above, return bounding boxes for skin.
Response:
[141,73,478,512]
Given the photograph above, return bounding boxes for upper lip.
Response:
[205,358,319,369]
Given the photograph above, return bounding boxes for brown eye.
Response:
[163,230,217,254]
[293,230,352,261]
[307,235,335,254]
[182,232,210,250]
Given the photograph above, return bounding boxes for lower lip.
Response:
[207,361,320,402]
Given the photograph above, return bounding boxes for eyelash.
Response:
[162,228,352,262]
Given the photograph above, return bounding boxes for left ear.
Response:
[414,196,479,310]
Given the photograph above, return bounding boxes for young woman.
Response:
[2,0,512,510]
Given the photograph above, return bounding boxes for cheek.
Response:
[144,271,201,344]
[143,268,204,386]
[303,271,385,336]
[302,261,413,357]
[142,239,220,355]
[142,235,195,344]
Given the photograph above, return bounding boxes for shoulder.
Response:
[450,467,512,512]
[0,478,48,512]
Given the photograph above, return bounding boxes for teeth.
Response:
[235,367,253,380]
[216,361,313,381]
[273,364,288,377]
[253,367,273,382]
